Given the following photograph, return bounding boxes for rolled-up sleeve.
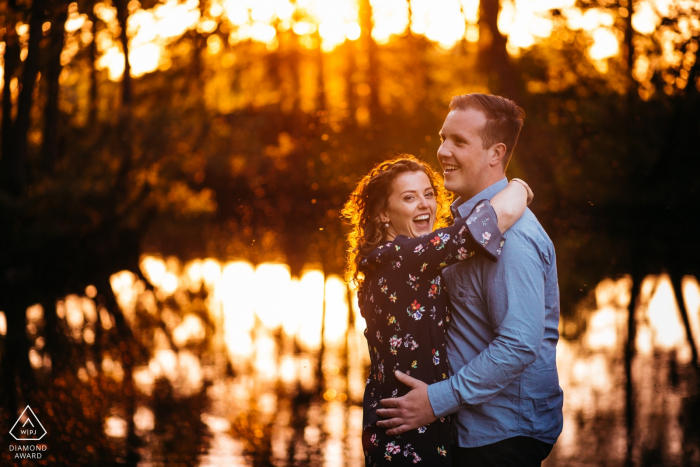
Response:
[428,229,546,417]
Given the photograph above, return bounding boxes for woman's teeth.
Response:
[444,165,459,172]
[413,214,430,222]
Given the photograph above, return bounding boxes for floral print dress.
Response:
[359,200,505,466]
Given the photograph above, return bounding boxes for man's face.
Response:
[437,108,493,199]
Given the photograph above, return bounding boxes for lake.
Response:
[2,257,699,466]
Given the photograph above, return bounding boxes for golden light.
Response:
[184,259,204,293]
[105,415,127,438]
[174,350,204,396]
[301,0,360,51]
[279,354,298,383]
[632,1,661,35]
[293,21,317,35]
[498,0,564,54]
[250,1,275,22]
[16,23,29,36]
[633,55,652,82]
[64,12,87,33]
[584,307,622,351]
[219,261,255,331]
[250,22,277,44]
[151,348,178,380]
[411,0,466,49]
[295,269,325,350]
[646,274,687,355]
[85,285,97,298]
[141,256,167,287]
[26,304,44,322]
[110,270,143,322]
[29,348,43,369]
[323,275,349,346]
[219,261,255,359]
[210,2,224,17]
[65,295,85,330]
[253,330,278,380]
[222,0,250,26]
[82,297,98,324]
[134,406,155,431]
[371,0,408,44]
[102,355,125,381]
[133,366,155,395]
[281,277,303,337]
[97,47,125,81]
[94,0,200,80]
[253,263,291,329]
[588,28,620,60]
[460,0,479,23]
[682,276,700,345]
[0,311,6,336]
[346,22,361,41]
[207,34,223,54]
[201,258,222,287]
[172,314,206,347]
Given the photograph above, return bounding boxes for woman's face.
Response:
[382,171,438,239]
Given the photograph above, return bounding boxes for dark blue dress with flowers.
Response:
[359,200,505,466]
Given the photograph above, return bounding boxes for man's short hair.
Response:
[449,93,525,169]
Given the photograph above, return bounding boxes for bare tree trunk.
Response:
[624,270,642,467]
[359,0,381,118]
[6,0,46,195]
[345,285,355,399]
[41,297,70,375]
[88,0,99,121]
[1,17,20,190]
[343,40,357,124]
[115,0,132,106]
[315,32,326,112]
[671,273,700,373]
[0,300,36,416]
[478,0,517,99]
[42,3,70,174]
[289,34,301,115]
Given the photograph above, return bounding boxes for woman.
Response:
[342,156,531,466]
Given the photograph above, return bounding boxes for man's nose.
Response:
[437,143,450,160]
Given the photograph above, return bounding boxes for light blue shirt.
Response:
[427,177,564,447]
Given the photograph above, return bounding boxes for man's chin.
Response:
[443,180,460,194]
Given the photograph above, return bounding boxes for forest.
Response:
[0,0,699,464]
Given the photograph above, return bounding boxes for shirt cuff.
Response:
[465,199,505,262]
[427,379,461,419]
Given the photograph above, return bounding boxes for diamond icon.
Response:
[10,406,47,441]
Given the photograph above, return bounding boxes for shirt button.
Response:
[459,291,465,298]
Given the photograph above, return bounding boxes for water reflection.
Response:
[547,274,700,466]
[8,256,700,466]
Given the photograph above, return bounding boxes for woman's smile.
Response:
[412,213,431,232]
[382,171,438,240]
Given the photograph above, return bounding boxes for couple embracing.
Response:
[342,93,563,466]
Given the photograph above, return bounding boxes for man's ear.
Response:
[489,143,507,167]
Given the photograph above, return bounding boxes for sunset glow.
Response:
[58,0,691,85]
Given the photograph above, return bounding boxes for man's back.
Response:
[428,179,563,448]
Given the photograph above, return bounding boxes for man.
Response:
[376,93,563,466]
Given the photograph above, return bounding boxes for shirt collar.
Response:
[451,177,509,219]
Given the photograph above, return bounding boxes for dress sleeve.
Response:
[386,199,505,272]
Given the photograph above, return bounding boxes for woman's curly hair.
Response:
[341,155,453,289]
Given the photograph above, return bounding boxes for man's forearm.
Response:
[428,331,542,418]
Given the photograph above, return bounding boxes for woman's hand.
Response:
[490,179,533,233]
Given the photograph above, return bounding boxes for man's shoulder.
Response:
[502,209,555,260]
